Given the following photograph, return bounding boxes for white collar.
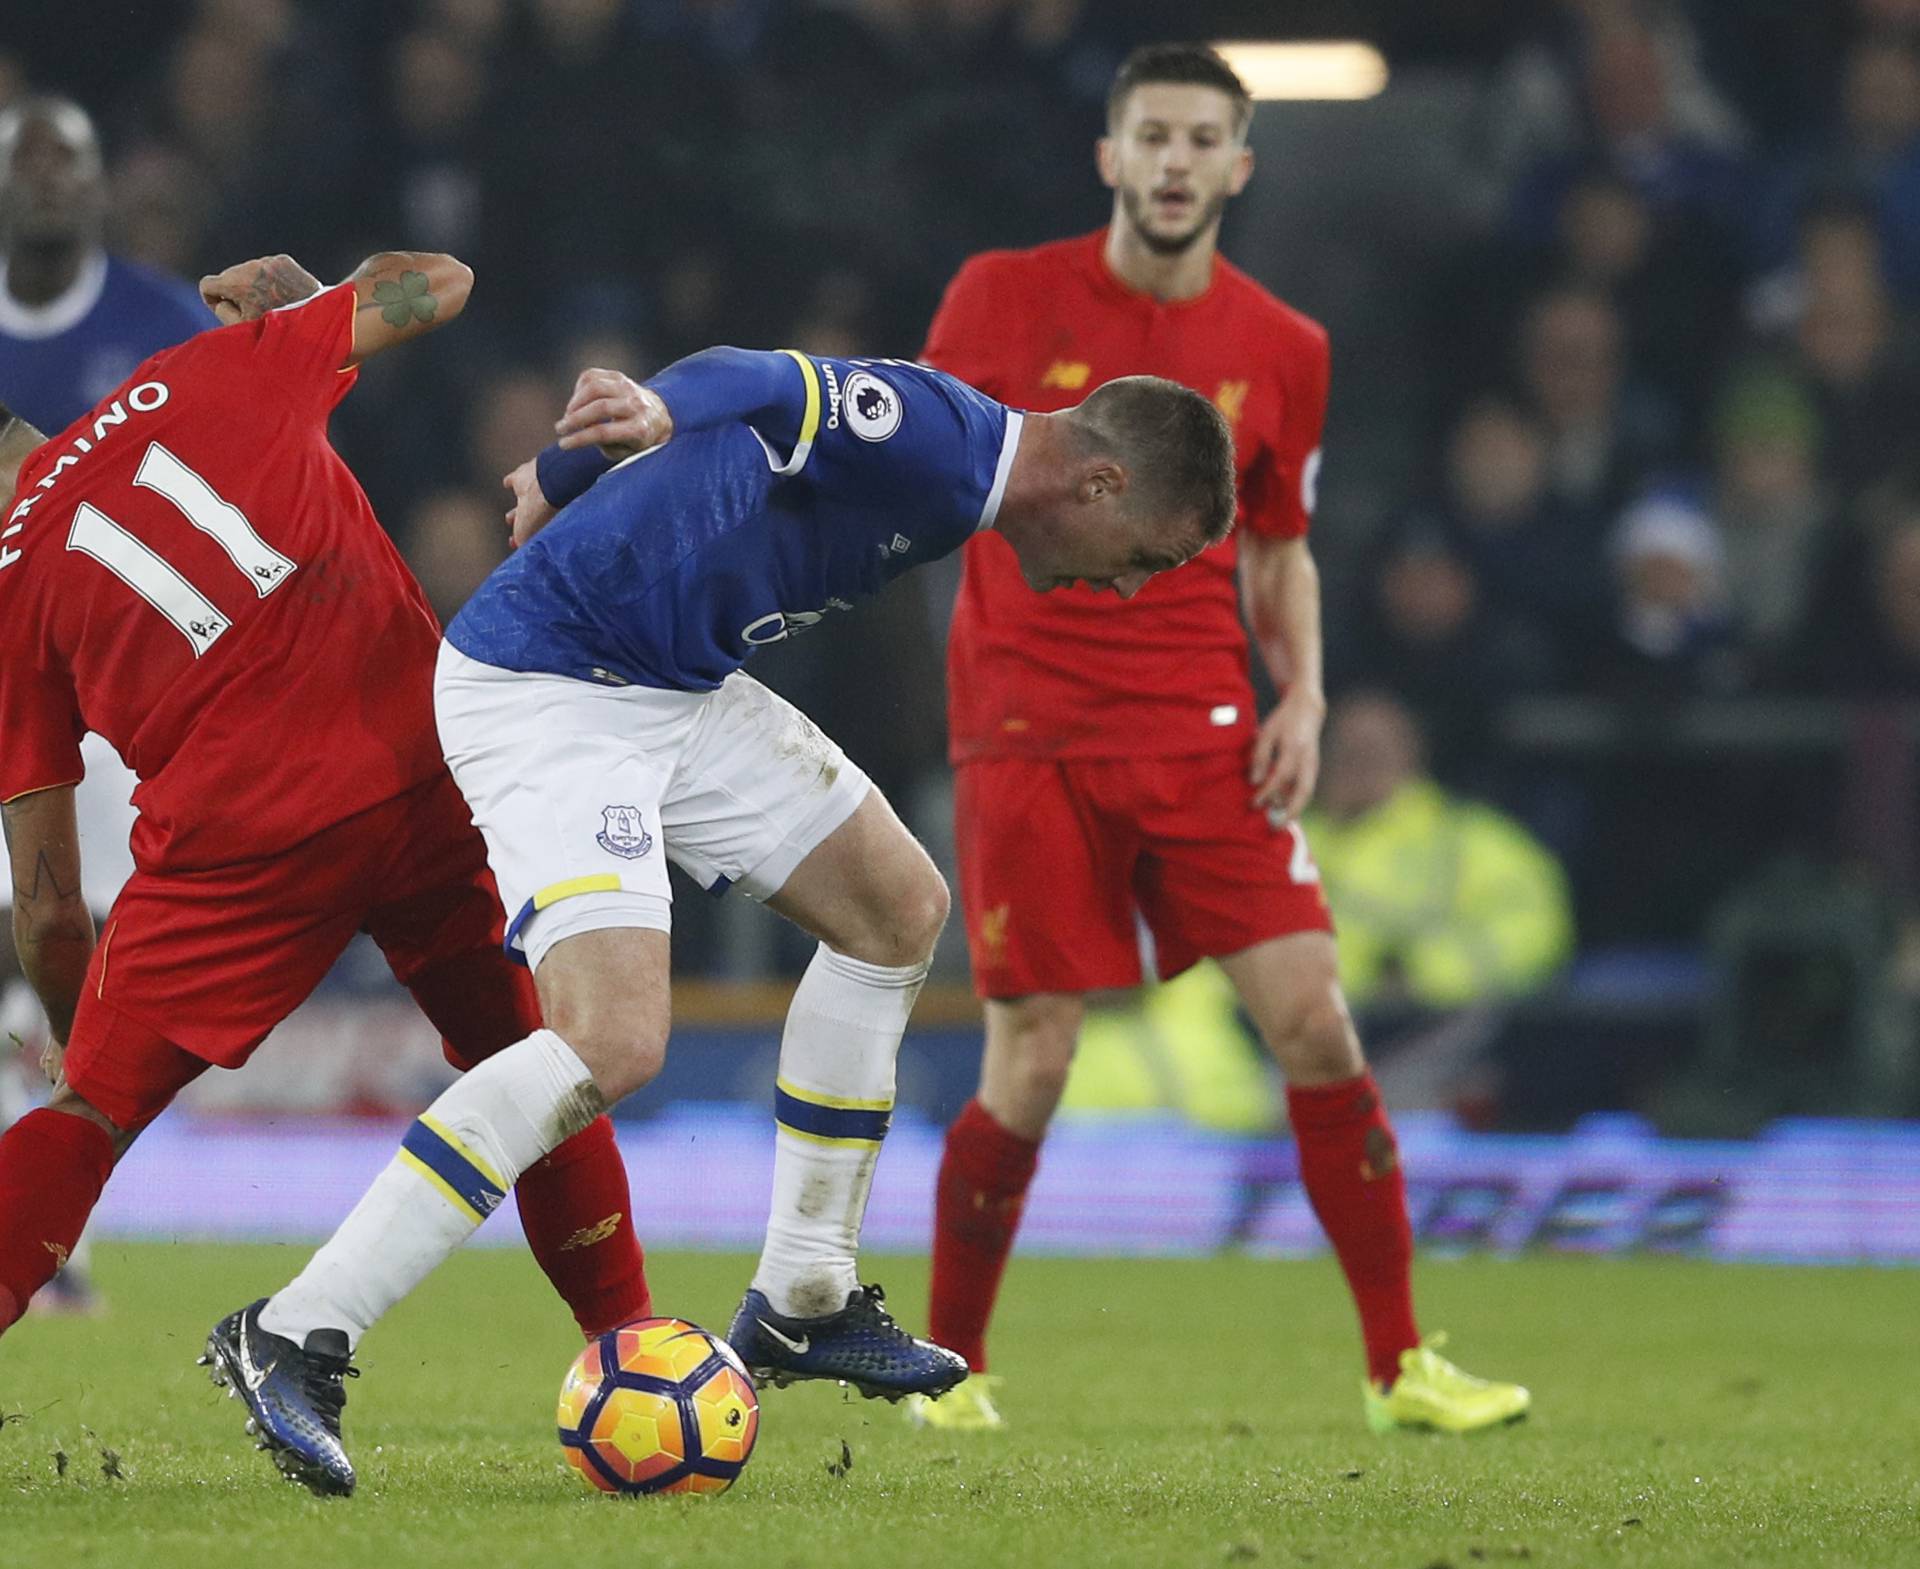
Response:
[977,410,1023,531]
[0,249,111,339]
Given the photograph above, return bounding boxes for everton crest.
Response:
[597,805,653,859]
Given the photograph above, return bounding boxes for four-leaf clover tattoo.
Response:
[373,271,437,328]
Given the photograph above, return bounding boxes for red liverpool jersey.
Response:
[0,284,446,872]
[925,229,1329,761]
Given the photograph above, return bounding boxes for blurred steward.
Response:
[1303,694,1574,1011]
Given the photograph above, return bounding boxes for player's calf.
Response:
[0,1105,117,1335]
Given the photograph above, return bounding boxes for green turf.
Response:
[2,1245,1916,1569]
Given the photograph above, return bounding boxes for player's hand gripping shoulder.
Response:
[199,254,324,324]
[500,368,673,550]
[554,367,674,461]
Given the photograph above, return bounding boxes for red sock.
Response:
[515,1115,651,1337]
[0,1109,115,1332]
[929,1098,1041,1372]
[1287,1073,1420,1387]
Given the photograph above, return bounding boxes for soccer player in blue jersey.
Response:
[212,344,1236,1493]
[0,98,214,432]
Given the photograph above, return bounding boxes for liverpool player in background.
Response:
[916,44,1529,1434]
[0,251,649,1367]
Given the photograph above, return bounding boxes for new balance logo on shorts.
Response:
[596,805,653,859]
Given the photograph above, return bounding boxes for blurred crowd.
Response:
[7,0,1920,991]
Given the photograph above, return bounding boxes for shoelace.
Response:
[303,1355,360,1430]
[1409,1338,1491,1394]
[852,1284,900,1330]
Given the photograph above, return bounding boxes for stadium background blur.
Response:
[5,0,1920,1222]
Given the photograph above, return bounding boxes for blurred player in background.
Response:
[0,97,212,431]
[0,92,212,1316]
[0,254,650,1375]
[916,43,1529,1435]
[217,337,1236,1496]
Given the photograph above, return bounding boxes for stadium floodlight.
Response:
[1213,41,1390,101]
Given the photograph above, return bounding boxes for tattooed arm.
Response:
[197,250,474,368]
[2,786,94,1071]
[341,251,474,367]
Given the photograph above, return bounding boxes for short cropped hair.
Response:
[1107,43,1254,136]
[1069,375,1239,551]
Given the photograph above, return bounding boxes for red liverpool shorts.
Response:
[953,749,1334,999]
[62,770,539,1130]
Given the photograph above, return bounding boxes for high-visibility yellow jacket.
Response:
[1302,780,1574,1009]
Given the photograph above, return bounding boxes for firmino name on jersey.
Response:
[2,380,172,572]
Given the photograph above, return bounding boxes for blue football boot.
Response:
[201,1299,358,1496]
[727,1282,969,1402]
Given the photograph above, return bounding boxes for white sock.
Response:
[751,943,927,1318]
[261,1029,602,1348]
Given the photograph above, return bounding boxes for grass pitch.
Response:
[2,1245,1915,1569]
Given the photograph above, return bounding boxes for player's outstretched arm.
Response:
[342,251,474,367]
[1,786,94,1075]
[197,250,474,367]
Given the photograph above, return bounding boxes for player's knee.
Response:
[1010,1043,1074,1111]
[1266,985,1363,1086]
[900,872,952,961]
[1004,999,1080,1101]
[543,1014,669,1104]
[839,867,949,969]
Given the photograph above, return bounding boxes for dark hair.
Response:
[1107,43,1253,135]
[1069,375,1239,549]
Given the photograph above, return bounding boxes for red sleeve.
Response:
[0,652,85,804]
[1243,317,1330,541]
[243,282,361,416]
[921,255,1019,399]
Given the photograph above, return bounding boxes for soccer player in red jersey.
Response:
[916,44,1528,1434]
[0,251,648,1349]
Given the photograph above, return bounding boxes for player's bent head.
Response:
[1067,374,1237,552]
[1106,43,1253,138]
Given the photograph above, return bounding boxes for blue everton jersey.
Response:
[0,251,215,435]
[448,348,1023,691]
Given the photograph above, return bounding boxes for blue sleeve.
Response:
[536,442,615,509]
[534,347,812,508]
[645,347,812,462]
[797,356,1013,518]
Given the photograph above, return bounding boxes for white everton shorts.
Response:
[435,643,871,971]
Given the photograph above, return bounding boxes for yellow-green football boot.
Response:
[906,1373,1004,1431]
[1364,1336,1530,1435]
